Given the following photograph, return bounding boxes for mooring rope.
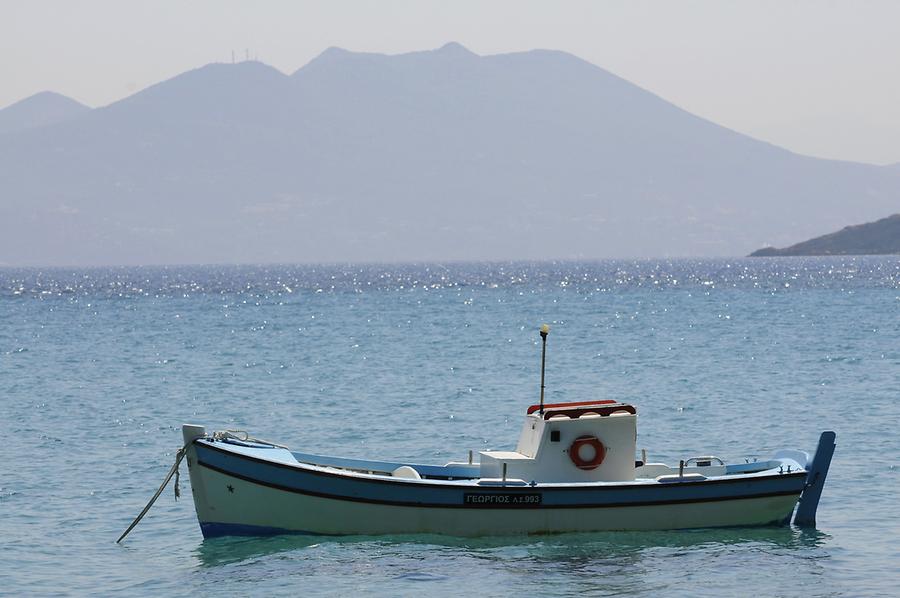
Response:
[213,429,288,449]
[116,445,187,544]
[116,428,282,544]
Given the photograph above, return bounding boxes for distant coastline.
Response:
[750,213,900,256]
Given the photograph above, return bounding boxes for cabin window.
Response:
[550,430,560,442]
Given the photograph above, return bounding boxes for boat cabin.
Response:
[479,400,637,483]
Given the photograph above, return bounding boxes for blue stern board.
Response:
[794,431,836,527]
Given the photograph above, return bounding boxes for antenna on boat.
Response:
[539,324,550,414]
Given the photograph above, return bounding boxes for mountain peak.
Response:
[298,43,479,75]
[435,41,477,56]
[104,60,289,110]
[296,46,381,75]
[1,90,89,112]
[0,90,90,135]
[316,46,354,60]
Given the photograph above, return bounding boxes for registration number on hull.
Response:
[463,493,542,507]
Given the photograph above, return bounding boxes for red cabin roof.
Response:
[526,399,618,415]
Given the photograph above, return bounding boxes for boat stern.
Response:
[793,431,837,526]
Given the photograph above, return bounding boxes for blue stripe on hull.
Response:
[199,517,792,539]
[200,521,317,538]
[193,440,806,509]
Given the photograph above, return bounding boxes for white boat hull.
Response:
[191,464,800,536]
[184,438,808,537]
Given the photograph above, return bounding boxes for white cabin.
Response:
[479,401,637,483]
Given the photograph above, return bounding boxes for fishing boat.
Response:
[175,326,836,538]
[118,325,836,541]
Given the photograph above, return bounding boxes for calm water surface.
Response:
[1,258,899,596]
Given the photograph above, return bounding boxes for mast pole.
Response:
[539,324,550,414]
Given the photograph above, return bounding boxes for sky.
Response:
[3,0,899,165]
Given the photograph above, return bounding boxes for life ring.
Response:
[569,435,606,470]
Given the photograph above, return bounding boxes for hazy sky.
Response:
[3,0,899,165]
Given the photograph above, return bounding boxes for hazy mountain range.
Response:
[2,42,899,266]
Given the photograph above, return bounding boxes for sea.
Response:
[2,258,899,597]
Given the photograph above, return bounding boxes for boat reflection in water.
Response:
[193,526,831,569]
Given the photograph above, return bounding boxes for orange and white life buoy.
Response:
[569,435,606,470]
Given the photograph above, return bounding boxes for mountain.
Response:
[750,214,900,256]
[1,43,899,266]
[0,91,90,135]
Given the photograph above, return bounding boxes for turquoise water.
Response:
[2,258,899,596]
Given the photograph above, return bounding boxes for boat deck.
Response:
[214,438,794,485]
